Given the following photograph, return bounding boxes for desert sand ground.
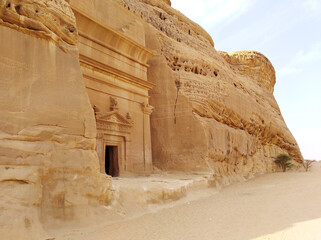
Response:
[54,162,321,240]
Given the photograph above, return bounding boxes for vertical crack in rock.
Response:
[174,77,181,124]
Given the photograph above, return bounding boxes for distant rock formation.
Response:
[0,0,111,239]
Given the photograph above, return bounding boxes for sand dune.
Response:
[54,162,321,240]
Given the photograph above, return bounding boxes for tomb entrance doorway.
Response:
[105,145,119,177]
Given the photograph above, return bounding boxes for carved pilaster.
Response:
[97,131,104,140]
[141,102,154,115]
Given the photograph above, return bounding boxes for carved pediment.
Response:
[96,111,133,126]
[95,110,133,133]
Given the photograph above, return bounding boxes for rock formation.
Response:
[0,0,111,239]
[0,0,304,238]
[118,0,303,183]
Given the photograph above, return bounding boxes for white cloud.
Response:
[171,0,257,31]
[302,0,321,13]
[292,0,321,16]
[171,0,208,20]
[294,43,321,65]
[293,128,321,160]
[277,66,302,77]
[276,43,321,77]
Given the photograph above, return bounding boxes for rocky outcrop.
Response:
[119,0,303,183]
[0,0,77,51]
[219,51,276,93]
[0,1,111,239]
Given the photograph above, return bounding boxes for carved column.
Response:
[96,131,105,173]
[141,102,154,173]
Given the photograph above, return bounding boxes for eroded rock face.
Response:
[0,0,77,51]
[0,1,111,239]
[219,51,276,94]
[120,0,303,182]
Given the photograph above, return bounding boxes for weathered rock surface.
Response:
[118,0,303,182]
[0,0,304,238]
[0,1,111,239]
[0,0,77,51]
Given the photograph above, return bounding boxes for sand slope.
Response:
[55,162,321,240]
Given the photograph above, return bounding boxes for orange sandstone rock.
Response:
[119,0,303,180]
[0,0,304,237]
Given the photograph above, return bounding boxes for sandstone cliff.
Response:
[115,0,303,183]
[0,0,304,238]
[0,1,111,239]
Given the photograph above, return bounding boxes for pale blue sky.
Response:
[172,0,321,160]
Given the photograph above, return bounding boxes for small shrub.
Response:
[302,160,313,172]
[274,154,293,172]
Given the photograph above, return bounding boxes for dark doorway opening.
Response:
[105,146,119,177]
